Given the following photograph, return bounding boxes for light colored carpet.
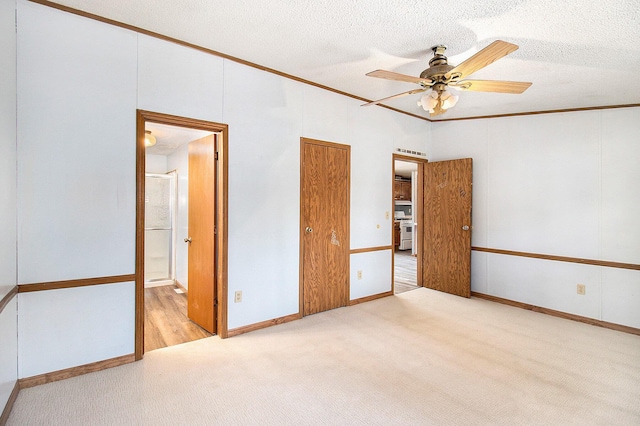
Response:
[8,288,640,425]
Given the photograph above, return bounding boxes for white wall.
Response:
[0,300,17,409]
[145,154,168,174]
[0,0,16,299]
[16,1,137,376]
[430,108,640,328]
[350,250,392,300]
[17,1,137,284]
[137,33,224,122]
[18,283,135,377]
[224,60,304,328]
[0,0,18,411]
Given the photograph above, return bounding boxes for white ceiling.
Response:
[145,122,213,155]
[51,0,640,120]
[394,160,417,178]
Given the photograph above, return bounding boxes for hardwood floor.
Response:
[394,250,419,294]
[145,284,213,352]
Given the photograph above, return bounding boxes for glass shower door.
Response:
[145,173,176,284]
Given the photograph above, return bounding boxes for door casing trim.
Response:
[136,110,229,360]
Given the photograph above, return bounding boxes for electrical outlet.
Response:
[234,291,242,303]
[576,284,586,295]
[357,270,363,280]
[385,211,390,219]
[376,224,380,229]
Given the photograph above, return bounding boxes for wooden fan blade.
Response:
[445,40,519,80]
[362,88,427,107]
[366,69,432,85]
[451,80,532,94]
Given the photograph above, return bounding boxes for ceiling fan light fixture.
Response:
[417,93,430,111]
[417,91,440,112]
[441,90,459,110]
[144,130,156,147]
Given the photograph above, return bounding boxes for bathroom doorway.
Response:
[135,110,229,359]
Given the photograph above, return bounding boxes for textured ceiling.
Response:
[145,122,213,155]
[49,0,640,120]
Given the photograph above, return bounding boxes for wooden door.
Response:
[422,158,472,297]
[300,138,350,316]
[393,222,401,247]
[393,181,412,200]
[402,182,412,201]
[187,135,216,333]
[393,181,402,200]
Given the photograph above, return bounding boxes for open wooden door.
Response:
[300,138,350,316]
[187,134,216,333]
[422,158,472,297]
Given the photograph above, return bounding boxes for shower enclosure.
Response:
[144,172,177,287]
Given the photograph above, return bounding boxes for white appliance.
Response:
[399,217,413,250]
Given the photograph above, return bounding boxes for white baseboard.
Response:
[144,279,175,288]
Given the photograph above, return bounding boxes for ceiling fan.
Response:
[363,40,532,116]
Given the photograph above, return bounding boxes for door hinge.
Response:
[214,151,219,160]
[214,226,217,235]
[214,298,218,307]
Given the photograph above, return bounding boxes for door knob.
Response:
[184,237,192,243]
[462,225,470,231]
[305,227,313,233]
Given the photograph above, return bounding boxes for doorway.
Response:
[392,155,426,294]
[136,110,229,360]
[144,126,215,352]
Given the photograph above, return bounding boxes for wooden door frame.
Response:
[135,110,229,360]
[392,154,427,290]
[299,137,351,316]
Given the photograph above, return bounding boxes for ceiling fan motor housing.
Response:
[420,65,454,82]
[431,82,447,93]
[420,45,454,83]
